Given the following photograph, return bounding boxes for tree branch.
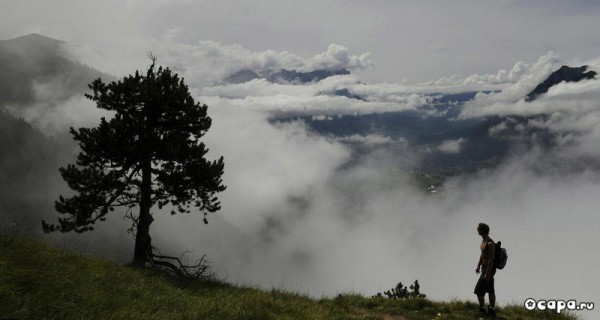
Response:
[147,247,214,279]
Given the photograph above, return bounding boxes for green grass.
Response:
[0,235,579,319]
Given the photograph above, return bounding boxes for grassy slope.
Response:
[0,236,577,320]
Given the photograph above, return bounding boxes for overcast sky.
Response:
[2,0,600,83]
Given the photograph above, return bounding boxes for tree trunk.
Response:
[133,158,153,266]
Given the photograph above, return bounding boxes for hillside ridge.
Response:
[0,235,578,320]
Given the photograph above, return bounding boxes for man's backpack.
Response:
[494,241,508,270]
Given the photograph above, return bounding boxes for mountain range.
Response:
[281,64,598,175]
[224,67,350,85]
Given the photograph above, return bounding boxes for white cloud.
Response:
[65,37,372,89]
[459,52,566,118]
[459,59,600,123]
[306,43,373,71]
[336,134,407,146]
[153,126,600,310]
[197,74,430,116]
[436,138,466,154]
[427,52,561,89]
[6,95,110,136]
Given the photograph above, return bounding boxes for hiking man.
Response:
[475,222,496,318]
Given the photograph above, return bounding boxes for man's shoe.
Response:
[473,307,487,319]
[487,307,496,319]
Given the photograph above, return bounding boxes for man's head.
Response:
[477,223,490,236]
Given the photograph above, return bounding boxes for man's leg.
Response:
[488,274,496,318]
[488,293,496,318]
[475,277,487,314]
[477,294,486,310]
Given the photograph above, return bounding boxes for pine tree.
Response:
[43,57,226,266]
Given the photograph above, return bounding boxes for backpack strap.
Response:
[484,240,494,256]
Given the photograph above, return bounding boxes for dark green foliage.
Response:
[42,58,226,262]
[375,280,426,299]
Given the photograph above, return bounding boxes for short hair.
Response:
[478,223,490,234]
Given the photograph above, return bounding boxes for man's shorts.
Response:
[474,268,496,295]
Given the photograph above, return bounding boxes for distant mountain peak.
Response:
[525,65,597,101]
[1,33,64,55]
[6,33,62,42]
[3,33,63,46]
[224,68,350,85]
[0,32,111,108]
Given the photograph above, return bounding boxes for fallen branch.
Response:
[147,246,215,280]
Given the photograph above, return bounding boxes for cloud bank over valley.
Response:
[1,31,600,319]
